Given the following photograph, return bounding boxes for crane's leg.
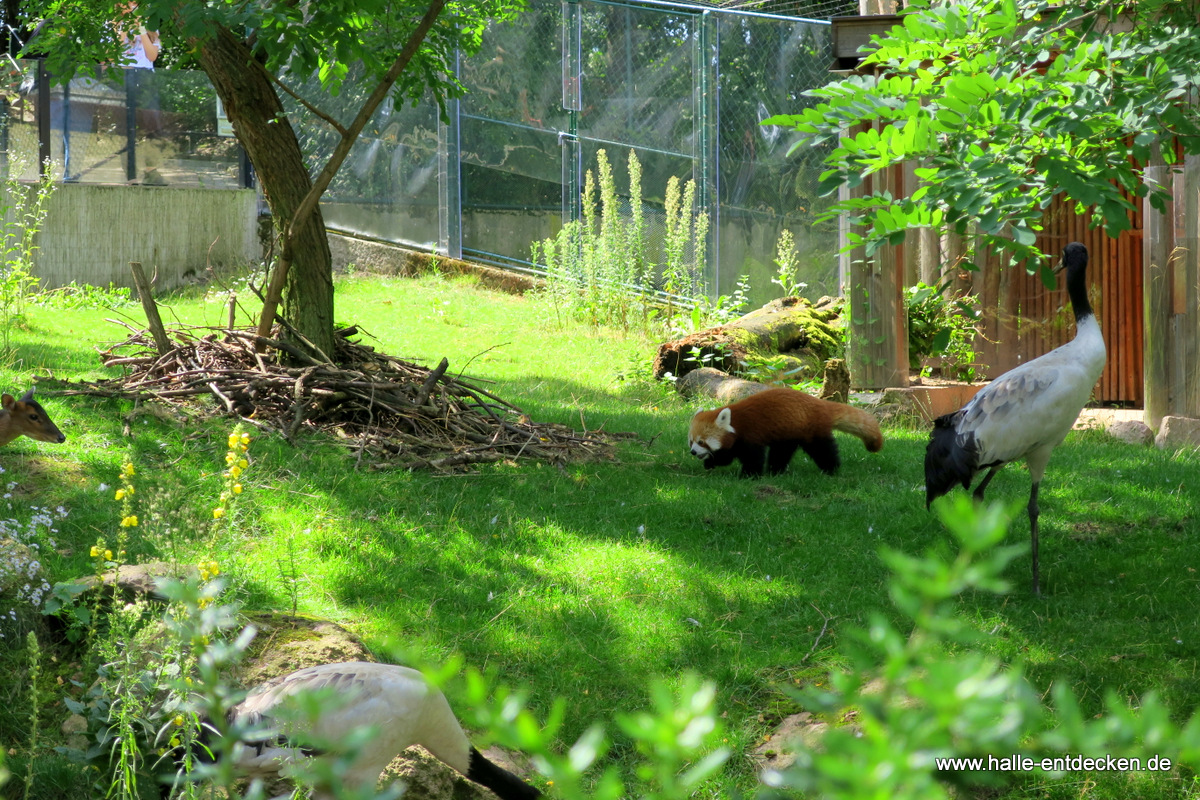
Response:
[1028,481,1041,595]
[972,466,1001,501]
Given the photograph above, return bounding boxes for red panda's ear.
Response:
[715,407,734,433]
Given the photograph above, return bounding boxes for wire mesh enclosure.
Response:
[308,0,837,306]
[2,60,248,188]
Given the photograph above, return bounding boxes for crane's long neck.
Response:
[1065,254,1094,328]
[1063,246,1105,373]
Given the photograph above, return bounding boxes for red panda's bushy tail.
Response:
[830,404,884,452]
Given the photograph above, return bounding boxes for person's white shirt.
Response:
[124,30,155,69]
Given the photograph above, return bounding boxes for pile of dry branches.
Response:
[74,321,626,470]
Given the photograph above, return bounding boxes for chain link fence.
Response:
[2,60,247,188]
[309,0,838,305]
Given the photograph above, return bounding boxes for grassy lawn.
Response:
[1,269,1198,799]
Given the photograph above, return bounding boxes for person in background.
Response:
[114,1,165,182]
[114,2,159,70]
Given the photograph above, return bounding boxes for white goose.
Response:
[924,242,1106,594]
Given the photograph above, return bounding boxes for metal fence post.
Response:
[562,0,582,231]
[36,58,51,177]
[697,10,719,296]
[124,70,138,181]
[438,49,463,260]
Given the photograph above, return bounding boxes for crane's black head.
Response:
[1059,242,1092,321]
[1061,242,1088,274]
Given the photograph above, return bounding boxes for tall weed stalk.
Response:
[532,149,710,335]
[1,163,56,361]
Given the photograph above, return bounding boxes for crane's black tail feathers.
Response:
[924,412,978,508]
[467,747,543,798]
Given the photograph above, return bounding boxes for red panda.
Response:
[688,387,883,477]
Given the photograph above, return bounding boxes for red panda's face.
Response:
[688,407,735,464]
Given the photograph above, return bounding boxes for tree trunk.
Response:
[191,24,335,359]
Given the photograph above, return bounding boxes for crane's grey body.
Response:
[925,242,1105,594]
[950,313,1105,481]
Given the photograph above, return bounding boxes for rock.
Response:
[61,713,88,735]
[236,613,373,687]
[1108,419,1154,446]
[61,713,90,752]
[752,712,829,773]
[380,744,538,800]
[69,561,188,605]
[1155,416,1200,452]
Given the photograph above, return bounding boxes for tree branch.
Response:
[267,71,350,137]
[256,0,451,345]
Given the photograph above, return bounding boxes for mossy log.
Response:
[675,367,771,405]
[653,296,844,382]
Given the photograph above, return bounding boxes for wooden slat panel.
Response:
[967,190,1143,406]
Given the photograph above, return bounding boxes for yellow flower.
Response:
[173,715,184,727]
[229,465,242,479]
[232,484,243,495]
[240,433,251,446]
[115,489,126,500]
[237,458,248,469]
[225,453,235,464]
[90,545,101,558]
[227,433,239,449]
[104,549,113,560]
[120,515,138,528]
[213,508,225,520]
[122,463,135,477]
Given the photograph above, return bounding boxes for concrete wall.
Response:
[16,183,260,291]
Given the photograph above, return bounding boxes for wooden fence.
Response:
[968,194,1144,406]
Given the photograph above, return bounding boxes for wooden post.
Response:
[1142,162,1172,428]
[845,123,908,390]
[129,261,172,356]
[1179,153,1200,417]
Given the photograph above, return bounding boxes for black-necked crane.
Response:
[220,661,542,800]
[924,242,1106,595]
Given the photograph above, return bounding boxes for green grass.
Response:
[1,269,1198,798]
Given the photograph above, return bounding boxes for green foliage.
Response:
[24,631,42,800]
[767,496,1200,799]
[765,0,1200,269]
[532,149,716,335]
[905,281,981,380]
[770,229,807,298]
[30,282,133,311]
[0,164,56,361]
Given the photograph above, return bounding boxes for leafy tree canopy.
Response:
[765,0,1200,274]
